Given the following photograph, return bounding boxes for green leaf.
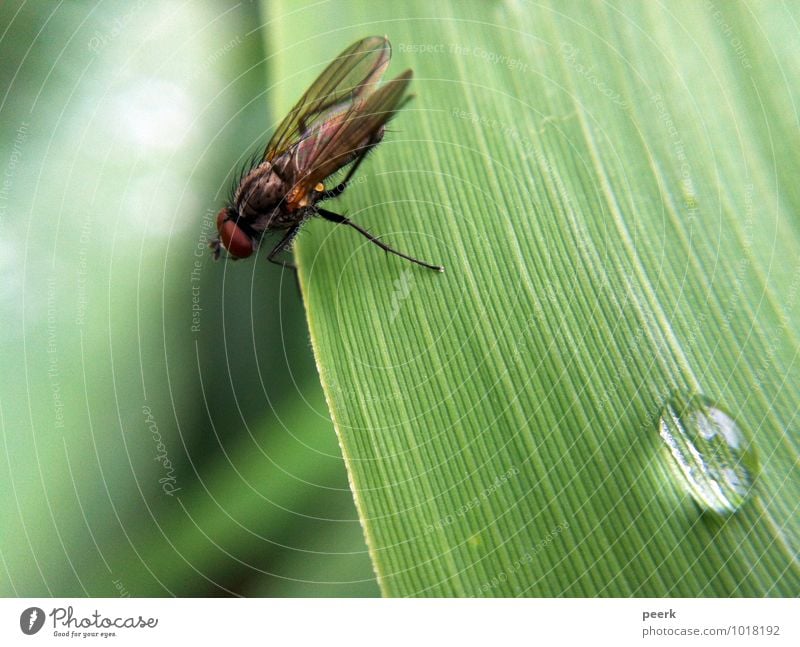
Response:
[269,1,800,595]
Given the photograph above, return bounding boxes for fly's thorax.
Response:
[234,161,288,220]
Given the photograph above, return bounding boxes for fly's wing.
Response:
[288,69,413,196]
[264,36,391,161]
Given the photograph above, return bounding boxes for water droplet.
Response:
[658,393,758,514]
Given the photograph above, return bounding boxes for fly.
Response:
[209,36,444,272]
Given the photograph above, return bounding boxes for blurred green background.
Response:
[0,0,379,596]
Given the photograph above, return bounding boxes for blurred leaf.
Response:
[0,0,375,597]
[85,385,378,597]
[270,0,800,595]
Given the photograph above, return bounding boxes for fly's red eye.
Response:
[216,209,253,259]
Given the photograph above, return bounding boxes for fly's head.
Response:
[211,206,255,260]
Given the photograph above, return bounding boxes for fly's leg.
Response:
[267,224,302,269]
[316,208,443,272]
